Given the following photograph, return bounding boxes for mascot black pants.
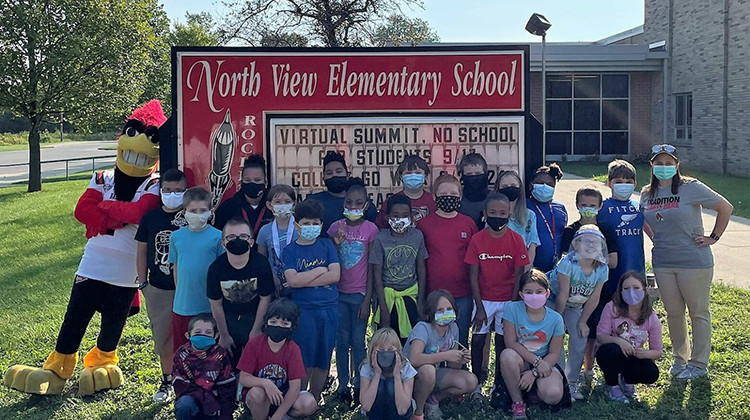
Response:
[55,276,137,354]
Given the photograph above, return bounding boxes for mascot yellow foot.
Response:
[4,351,77,395]
[78,347,123,396]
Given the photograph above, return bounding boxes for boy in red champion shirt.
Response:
[464,192,529,395]
[419,173,478,348]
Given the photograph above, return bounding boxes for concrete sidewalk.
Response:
[555,175,750,290]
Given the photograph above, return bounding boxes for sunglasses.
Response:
[651,144,676,154]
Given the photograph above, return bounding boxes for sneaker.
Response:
[424,399,443,420]
[676,365,709,380]
[153,375,173,404]
[581,369,595,388]
[569,381,584,401]
[471,384,483,397]
[669,362,687,376]
[511,401,528,419]
[618,374,636,399]
[607,385,630,403]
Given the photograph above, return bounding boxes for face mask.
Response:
[612,183,635,201]
[272,203,293,218]
[486,216,509,231]
[462,173,489,202]
[435,195,461,213]
[435,309,456,326]
[343,207,365,221]
[578,206,599,220]
[185,211,211,230]
[653,165,677,181]
[226,237,250,255]
[622,289,645,306]
[376,350,396,375]
[388,217,411,233]
[531,183,555,203]
[497,186,521,202]
[299,224,322,241]
[189,335,216,350]
[324,176,348,194]
[161,191,184,210]
[265,325,294,343]
[241,182,265,199]
[523,293,547,309]
[402,173,425,190]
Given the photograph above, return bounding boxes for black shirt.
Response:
[213,192,274,236]
[134,207,187,290]
[206,252,274,317]
[560,221,620,257]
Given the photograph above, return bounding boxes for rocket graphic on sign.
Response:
[208,109,236,210]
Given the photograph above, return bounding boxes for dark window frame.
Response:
[674,92,693,141]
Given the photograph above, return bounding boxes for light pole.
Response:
[526,13,551,160]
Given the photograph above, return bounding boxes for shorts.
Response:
[472,300,510,335]
[243,387,312,416]
[142,285,175,359]
[294,305,338,370]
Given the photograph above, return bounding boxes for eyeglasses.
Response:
[225,234,252,241]
[651,144,676,154]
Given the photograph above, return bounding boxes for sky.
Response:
[161,0,645,43]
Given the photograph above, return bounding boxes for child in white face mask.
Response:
[168,187,225,353]
[257,184,299,297]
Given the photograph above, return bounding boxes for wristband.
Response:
[710,232,720,241]
[533,356,542,368]
[531,368,539,378]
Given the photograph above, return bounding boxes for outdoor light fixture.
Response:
[525,13,551,37]
[526,13,551,159]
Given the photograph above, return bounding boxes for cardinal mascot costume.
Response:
[4,100,166,396]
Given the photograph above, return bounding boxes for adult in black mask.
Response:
[214,154,275,236]
[308,151,377,237]
[457,152,491,230]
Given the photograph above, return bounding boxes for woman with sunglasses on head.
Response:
[640,144,733,380]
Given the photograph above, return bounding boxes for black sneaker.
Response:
[153,375,173,404]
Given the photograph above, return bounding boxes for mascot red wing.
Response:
[4,100,166,396]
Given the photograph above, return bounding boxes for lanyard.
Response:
[271,216,295,260]
[535,203,558,257]
[241,205,268,238]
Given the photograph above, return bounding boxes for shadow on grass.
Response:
[651,376,711,420]
[686,377,712,419]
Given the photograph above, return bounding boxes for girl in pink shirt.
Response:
[596,271,663,403]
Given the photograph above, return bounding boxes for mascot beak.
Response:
[117,130,160,178]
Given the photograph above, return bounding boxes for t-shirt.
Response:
[463,229,529,302]
[375,190,437,229]
[403,321,460,359]
[596,301,663,352]
[135,207,188,290]
[360,360,418,381]
[168,226,225,315]
[459,197,486,231]
[369,228,429,291]
[640,180,723,269]
[213,192,274,236]
[548,253,609,307]
[206,252,274,317]
[237,334,306,392]
[257,220,300,285]
[502,301,565,357]
[560,221,619,257]
[282,238,340,308]
[597,197,646,294]
[419,212,478,298]
[307,190,377,238]
[327,220,379,294]
[508,209,542,249]
[526,198,568,272]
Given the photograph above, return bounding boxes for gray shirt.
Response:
[640,180,723,269]
[403,321,459,360]
[369,228,428,291]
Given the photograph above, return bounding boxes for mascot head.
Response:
[116,99,166,178]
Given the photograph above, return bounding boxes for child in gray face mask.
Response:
[359,328,417,420]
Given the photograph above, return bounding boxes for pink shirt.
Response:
[327,220,379,294]
[596,301,663,352]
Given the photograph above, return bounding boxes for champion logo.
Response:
[478,253,512,261]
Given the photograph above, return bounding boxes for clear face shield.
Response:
[570,227,608,265]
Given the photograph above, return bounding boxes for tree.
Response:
[0,0,163,192]
[371,14,439,46]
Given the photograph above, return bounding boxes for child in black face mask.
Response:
[360,328,417,420]
[457,153,491,230]
[238,298,318,420]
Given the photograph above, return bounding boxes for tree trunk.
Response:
[27,115,43,192]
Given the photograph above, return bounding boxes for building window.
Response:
[675,93,692,141]
[545,74,629,156]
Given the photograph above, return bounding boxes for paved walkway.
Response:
[556,175,750,290]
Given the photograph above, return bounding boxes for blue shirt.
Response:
[502,301,564,357]
[597,197,645,296]
[548,253,609,308]
[168,226,225,315]
[307,191,377,239]
[508,209,541,248]
[526,198,567,272]
[282,238,340,308]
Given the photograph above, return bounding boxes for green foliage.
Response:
[0,131,116,147]
[371,14,439,46]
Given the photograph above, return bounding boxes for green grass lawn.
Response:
[561,161,750,219]
[1,181,749,419]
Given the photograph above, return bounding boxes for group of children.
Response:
[135,151,662,420]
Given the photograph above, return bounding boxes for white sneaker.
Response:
[569,381,584,401]
[669,362,687,376]
[676,365,708,380]
[424,401,443,420]
[153,375,173,404]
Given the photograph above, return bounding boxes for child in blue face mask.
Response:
[172,314,236,420]
[375,155,437,229]
[526,163,567,272]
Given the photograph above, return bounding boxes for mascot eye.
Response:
[126,127,140,137]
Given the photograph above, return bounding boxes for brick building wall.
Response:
[727,0,750,175]
[630,72,654,158]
